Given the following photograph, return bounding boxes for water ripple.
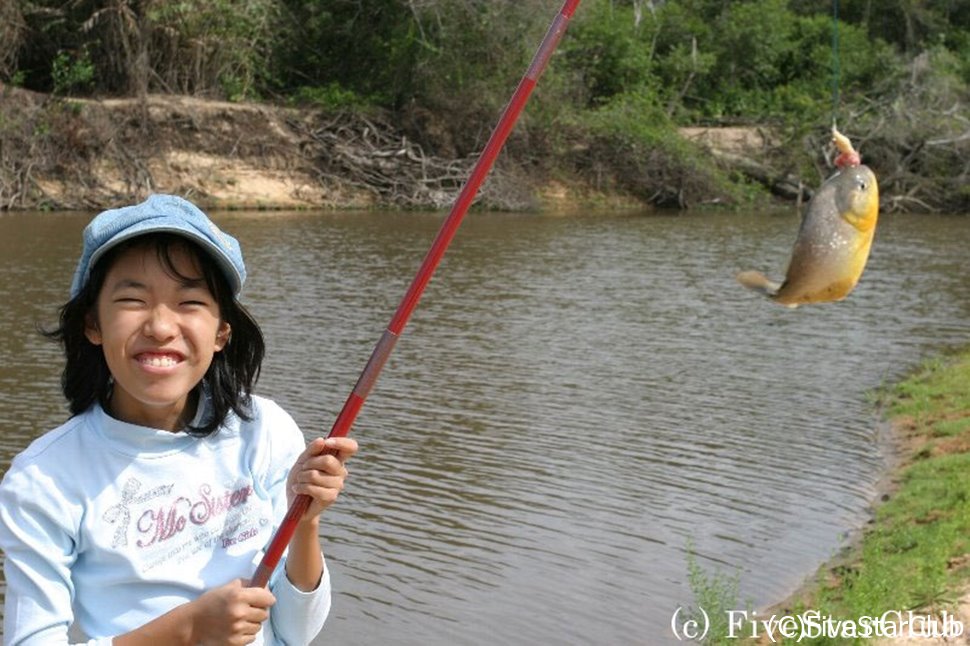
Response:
[0,209,968,644]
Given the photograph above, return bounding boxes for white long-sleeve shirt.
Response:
[0,395,330,645]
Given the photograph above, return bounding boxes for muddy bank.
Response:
[0,87,628,212]
[1,86,796,213]
[1,89,392,211]
[6,86,964,214]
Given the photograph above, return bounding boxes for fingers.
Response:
[192,580,276,644]
[305,437,359,465]
[223,608,266,646]
[289,438,357,509]
[234,605,269,628]
[293,438,355,483]
[302,454,348,479]
[226,584,274,639]
[230,586,274,641]
[235,580,276,608]
[290,460,346,502]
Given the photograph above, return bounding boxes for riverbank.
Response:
[758,347,970,645]
[0,86,820,213]
[4,85,968,215]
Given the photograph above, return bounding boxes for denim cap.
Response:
[70,194,246,298]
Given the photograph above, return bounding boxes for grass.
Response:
[773,347,970,644]
[684,543,750,645]
[684,348,970,644]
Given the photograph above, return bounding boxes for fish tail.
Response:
[736,270,782,297]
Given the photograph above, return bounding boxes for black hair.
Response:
[45,233,265,437]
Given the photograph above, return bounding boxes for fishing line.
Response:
[831,0,841,128]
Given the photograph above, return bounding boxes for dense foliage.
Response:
[2,0,968,210]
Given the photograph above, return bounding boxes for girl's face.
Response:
[85,243,230,431]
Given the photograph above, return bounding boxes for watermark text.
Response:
[671,608,965,642]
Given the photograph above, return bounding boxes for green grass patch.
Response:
[773,348,970,644]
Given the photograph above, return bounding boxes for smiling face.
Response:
[85,241,230,431]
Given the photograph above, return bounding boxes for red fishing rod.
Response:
[251,0,583,588]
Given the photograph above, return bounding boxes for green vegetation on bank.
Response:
[2,1,968,211]
[686,348,970,645]
[771,348,970,645]
[786,348,970,643]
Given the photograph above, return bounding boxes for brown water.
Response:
[1,208,968,644]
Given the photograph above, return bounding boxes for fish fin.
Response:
[736,270,783,297]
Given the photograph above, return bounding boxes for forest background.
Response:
[0,0,967,213]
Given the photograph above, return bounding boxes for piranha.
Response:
[737,127,879,307]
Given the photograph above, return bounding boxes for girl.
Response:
[0,194,357,645]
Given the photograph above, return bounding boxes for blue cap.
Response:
[70,194,246,298]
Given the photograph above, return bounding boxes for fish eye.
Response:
[857,180,867,191]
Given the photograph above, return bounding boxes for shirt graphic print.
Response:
[101,475,270,574]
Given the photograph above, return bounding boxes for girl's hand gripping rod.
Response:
[251,0,583,588]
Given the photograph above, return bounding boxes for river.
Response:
[0,208,968,644]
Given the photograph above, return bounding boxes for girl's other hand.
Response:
[189,578,275,645]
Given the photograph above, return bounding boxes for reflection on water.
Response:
[1,208,968,644]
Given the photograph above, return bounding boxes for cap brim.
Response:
[85,220,244,296]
